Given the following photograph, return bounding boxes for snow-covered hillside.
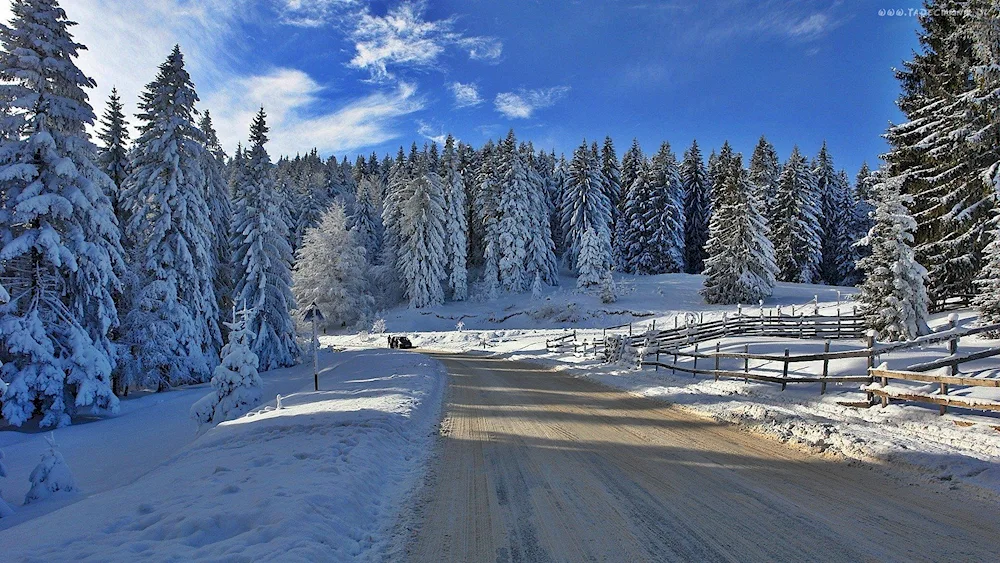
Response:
[0,350,445,562]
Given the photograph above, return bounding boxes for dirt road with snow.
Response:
[403,352,1000,562]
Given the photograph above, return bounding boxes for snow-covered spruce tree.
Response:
[232,108,300,370]
[294,203,373,330]
[200,110,232,348]
[813,142,854,285]
[0,0,123,427]
[615,139,644,270]
[748,135,780,225]
[648,142,686,273]
[701,154,776,305]
[884,0,994,304]
[476,141,502,297]
[600,136,622,231]
[550,154,570,261]
[440,137,468,302]
[496,131,531,293]
[681,140,712,274]
[562,140,612,274]
[375,147,410,308]
[524,144,559,286]
[618,160,657,274]
[190,306,262,425]
[398,153,448,308]
[577,227,611,288]
[350,177,384,262]
[24,433,76,504]
[771,146,822,284]
[292,150,332,252]
[96,87,130,222]
[119,46,219,390]
[857,177,930,341]
[847,162,879,283]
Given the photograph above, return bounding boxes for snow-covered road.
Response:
[404,352,1000,562]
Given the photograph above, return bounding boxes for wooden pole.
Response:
[943,315,959,415]
[312,313,319,392]
[781,349,789,391]
[714,342,720,381]
[744,344,749,383]
[866,330,876,405]
[821,340,830,395]
[693,342,699,376]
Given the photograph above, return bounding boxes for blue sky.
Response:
[10,0,925,175]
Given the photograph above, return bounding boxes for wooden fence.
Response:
[865,318,1000,414]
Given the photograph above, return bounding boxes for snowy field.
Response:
[326,273,1000,496]
[0,349,445,562]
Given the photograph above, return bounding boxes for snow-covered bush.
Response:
[600,273,618,303]
[24,434,77,504]
[191,309,262,425]
[371,318,387,335]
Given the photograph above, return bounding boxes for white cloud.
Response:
[494,87,570,119]
[348,1,502,80]
[278,0,356,26]
[0,0,424,156]
[205,70,425,156]
[449,82,483,108]
[416,120,447,145]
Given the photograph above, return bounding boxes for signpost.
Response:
[303,301,324,391]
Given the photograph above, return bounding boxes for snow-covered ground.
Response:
[327,273,1000,496]
[0,349,445,562]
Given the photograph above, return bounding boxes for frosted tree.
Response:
[96,87,130,222]
[24,433,76,504]
[856,177,930,341]
[496,131,531,292]
[376,148,410,308]
[814,142,854,285]
[701,154,776,304]
[524,144,559,285]
[681,140,712,274]
[294,203,373,330]
[350,177,383,261]
[476,142,502,297]
[232,109,299,370]
[562,140,612,274]
[120,46,219,390]
[615,139,644,270]
[577,227,610,288]
[884,0,995,303]
[748,135,780,225]
[200,110,232,345]
[601,136,622,229]
[441,136,469,300]
[190,306,262,425]
[0,0,122,427]
[771,146,822,283]
[398,153,447,308]
[619,161,657,274]
[645,142,685,273]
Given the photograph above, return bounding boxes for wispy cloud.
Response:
[348,1,502,80]
[416,120,447,145]
[205,70,425,156]
[494,86,570,119]
[277,0,357,27]
[449,82,483,108]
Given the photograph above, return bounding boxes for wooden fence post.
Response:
[714,342,720,381]
[798,315,804,338]
[866,330,876,405]
[836,311,841,340]
[744,344,749,383]
[781,349,790,391]
[942,315,959,415]
[821,340,830,395]
[655,348,659,371]
[693,342,699,376]
[629,323,632,337]
[651,319,656,332]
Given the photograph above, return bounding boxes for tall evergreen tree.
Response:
[648,142,685,273]
[200,110,231,348]
[747,135,780,226]
[884,0,994,303]
[496,131,531,292]
[231,108,299,370]
[701,154,776,304]
[350,177,383,261]
[96,88,130,222]
[618,160,659,274]
[600,136,622,228]
[857,177,930,340]
[441,135,469,301]
[681,140,712,274]
[120,46,219,390]
[0,0,123,426]
[772,146,822,283]
[813,142,854,285]
[562,140,612,274]
[398,154,447,308]
[524,145,559,286]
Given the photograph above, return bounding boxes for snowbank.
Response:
[0,349,445,562]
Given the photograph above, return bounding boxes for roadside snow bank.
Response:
[0,349,445,562]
